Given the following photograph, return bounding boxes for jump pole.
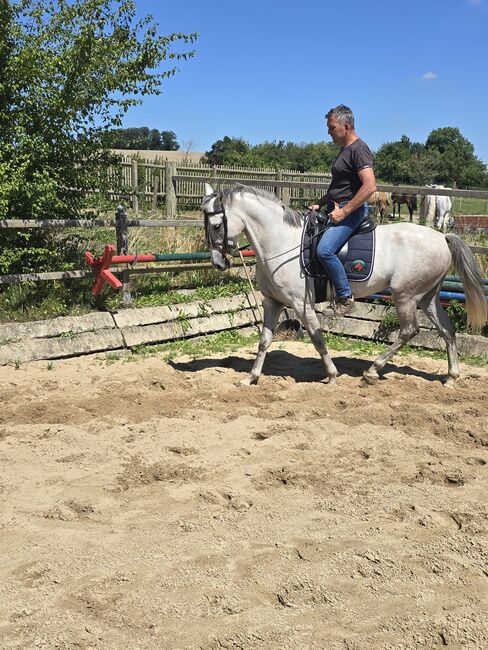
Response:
[85,244,256,296]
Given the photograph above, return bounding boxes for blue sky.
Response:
[122,0,488,164]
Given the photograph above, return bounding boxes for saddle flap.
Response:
[301,210,376,284]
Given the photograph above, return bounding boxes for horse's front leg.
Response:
[241,296,283,386]
[300,307,338,384]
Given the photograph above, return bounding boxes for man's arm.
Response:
[328,167,376,223]
[308,194,328,211]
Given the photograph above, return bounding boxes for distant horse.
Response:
[368,191,391,221]
[202,184,487,386]
[419,185,453,232]
[391,193,417,221]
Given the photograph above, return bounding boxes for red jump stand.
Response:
[85,245,122,295]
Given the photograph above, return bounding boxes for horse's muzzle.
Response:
[211,249,232,270]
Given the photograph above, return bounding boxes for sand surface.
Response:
[0,342,487,649]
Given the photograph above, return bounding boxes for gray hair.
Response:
[325,104,355,129]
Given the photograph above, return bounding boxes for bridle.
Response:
[203,190,230,257]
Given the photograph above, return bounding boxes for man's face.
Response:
[327,116,348,146]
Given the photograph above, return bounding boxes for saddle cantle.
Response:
[301,209,376,302]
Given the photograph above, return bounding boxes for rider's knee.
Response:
[317,243,336,260]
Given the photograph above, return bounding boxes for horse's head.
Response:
[201,184,242,271]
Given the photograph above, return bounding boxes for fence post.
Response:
[276,170,282,201]
[152,174,160,211]
[131,159,139,214]
[165,161,177,218]
[115,204,132,304]
[281,171,291,206]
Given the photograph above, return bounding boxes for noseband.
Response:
[204,191,230,255]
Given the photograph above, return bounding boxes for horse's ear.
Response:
[204,183,214,196]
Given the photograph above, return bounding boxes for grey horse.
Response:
[202,184,487,386]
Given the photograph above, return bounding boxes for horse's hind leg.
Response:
[241,296,283,386]
[363,298,420,383]
[419,288,459,386]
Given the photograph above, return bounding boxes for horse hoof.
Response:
[240,375,258,386]
[443,376,457,388]
[362,370,379,385]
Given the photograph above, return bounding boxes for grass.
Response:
[117,329,260,363]
[0,207,258,323]
[321,332,487,367]
[451,196,488,216]
[100,328,486,368]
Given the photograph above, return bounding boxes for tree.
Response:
[0,0,197,220]
[149,129,162,150]
[160,130,179,151]
[204,137,338,171]
[425,127,487,187]
[374,136,417,185]
[204,137,252,166]
[375,129,488,188]
[106,127,180,150]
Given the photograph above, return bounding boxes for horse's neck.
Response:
[238,198,300,263]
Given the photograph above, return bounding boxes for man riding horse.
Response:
[309,105,377,315]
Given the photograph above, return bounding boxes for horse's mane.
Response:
[222,184,304,228]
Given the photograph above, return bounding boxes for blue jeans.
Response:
[316,202,369,298]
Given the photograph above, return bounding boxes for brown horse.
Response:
[391,193,417,221]
[369,191,391,221]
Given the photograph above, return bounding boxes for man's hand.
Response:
[329,206,347,224]
[308,203,320,211]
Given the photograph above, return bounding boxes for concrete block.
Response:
[0,329,125,365]
[112,293,260,329]
[0,312,115,343]
[122,309,259,347]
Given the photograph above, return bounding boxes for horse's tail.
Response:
[445,234,488,333]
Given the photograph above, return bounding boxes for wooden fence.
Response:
[110,159,333,213]
[104,158,488,214]
[1,163,488,298]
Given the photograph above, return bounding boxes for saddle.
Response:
[301,206,376,302]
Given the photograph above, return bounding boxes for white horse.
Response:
[420,184,453,232]
[202,184,487,386]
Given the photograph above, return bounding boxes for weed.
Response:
[379,311,400,330]
[197,301,210,318]
[46,361,54,370]
[176,310,191,334]
[376,310,400,339]
[128,329,259,363]
[59,331,76,338]
[105,352,123,364]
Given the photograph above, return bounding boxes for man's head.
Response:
[325,105,356,147]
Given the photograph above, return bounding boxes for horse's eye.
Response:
[212,223,222,231]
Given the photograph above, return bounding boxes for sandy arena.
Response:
[0,342,487,649]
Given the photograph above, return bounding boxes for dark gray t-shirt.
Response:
[318,138,373,204]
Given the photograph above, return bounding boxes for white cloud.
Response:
[421,71,438,80]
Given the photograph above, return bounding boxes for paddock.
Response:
[1,342,487,649]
